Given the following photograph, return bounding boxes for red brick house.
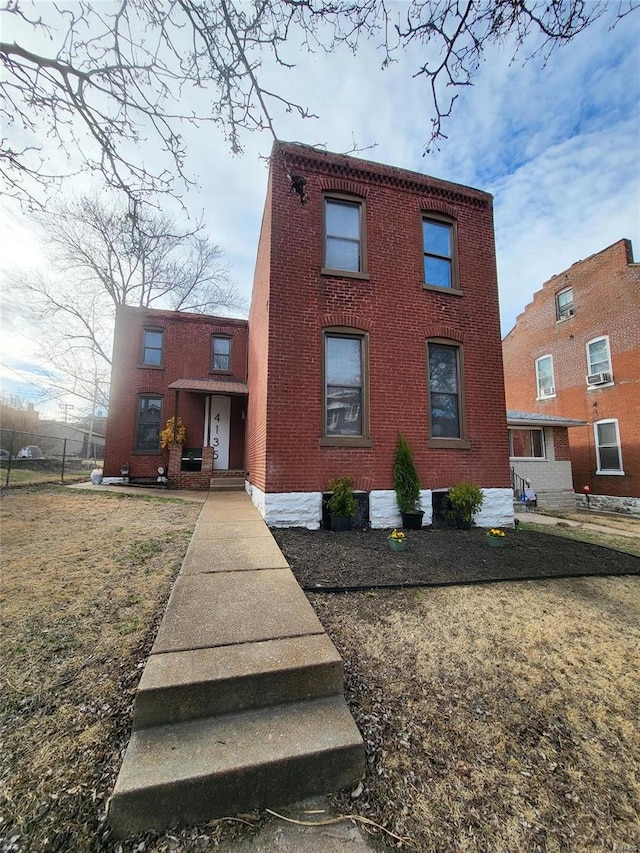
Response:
[104,307,248,489]
[105,142,515,527]
[503,239,640,510]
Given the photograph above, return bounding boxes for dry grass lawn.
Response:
[1,486,200,851]
[1,486,638,852]
[316,577,640,852]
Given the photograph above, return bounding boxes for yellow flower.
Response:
[389,529,406,540]
[487,528,506,538]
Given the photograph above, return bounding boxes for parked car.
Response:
[17,445,44,459]
[0,448,11,460]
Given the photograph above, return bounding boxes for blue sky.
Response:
[1,4,639,417]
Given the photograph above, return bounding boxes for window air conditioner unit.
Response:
[587,371,611,385]
[541,386,555,396]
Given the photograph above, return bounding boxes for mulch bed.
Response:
[272,526,639,590]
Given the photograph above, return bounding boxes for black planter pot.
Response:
[455,517,472,530]
[331,514,353,532]
[401,511,424,530]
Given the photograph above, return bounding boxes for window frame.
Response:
[535,354,556,399]
[555,287,574,321]
[594,419,624,475]
[508,427,546,459]
[426,338,470,448]
[320,327,371,447]
[585,335,613,386]
[140,327,165,367]
[321,193,369,279]
[422,214,460,293]
[211,334,232,374]
[134,395,163,453]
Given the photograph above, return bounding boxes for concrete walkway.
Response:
[520,510,640,539]
[107,490,367,846]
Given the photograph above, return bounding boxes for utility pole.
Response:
[59,403,74,423]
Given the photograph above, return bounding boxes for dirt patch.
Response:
[272,525,639,590]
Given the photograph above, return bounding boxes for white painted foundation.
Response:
[247,484,515,529]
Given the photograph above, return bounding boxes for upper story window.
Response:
[586,336,613,386]
[211,335,231,372]
[535,355,555,398]
[423,216,458,290]
[135,396,162,452]
[427,341,467,444]
[555,287,574,321]
[321,329,370,446]
[509,428,545,458]
[323,196,366,275]
[141,328,164,366]
[594,419,624,474]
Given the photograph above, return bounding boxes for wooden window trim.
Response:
[422,213,460,292]
[535,354,556,399]
[594,418,624,475]
[211,334,233,374]
[426,338,468,445]
[134,394,163,454]
[322,193,368,276]
[139,327,165,368]
[320,327,370,447]
[555,286,574,322]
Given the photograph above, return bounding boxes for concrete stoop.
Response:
[108,493,364,838]
[109,696,363,836]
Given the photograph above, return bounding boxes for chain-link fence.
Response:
[0,428,104,488]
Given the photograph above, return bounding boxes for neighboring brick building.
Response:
[503,239,640,507]
[104,306,248,489]
[105,142,515,527]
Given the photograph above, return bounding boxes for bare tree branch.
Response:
[11,191,246,411]
[2,0,637,205]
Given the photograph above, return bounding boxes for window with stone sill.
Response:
[423,215,459,291]
[135,395,163,452]
[141,328,164,366]
[323,195,367,276]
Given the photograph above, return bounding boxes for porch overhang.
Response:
[507,410,586,429]
[168,378,249,396]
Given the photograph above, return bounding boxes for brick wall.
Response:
[104,306,248,478]
[249,142,511,496]
[503,239,640,497]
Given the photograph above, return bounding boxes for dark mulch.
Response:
[272,526,639,590]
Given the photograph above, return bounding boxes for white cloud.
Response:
[1,4,639,411]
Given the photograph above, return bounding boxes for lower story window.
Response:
[323,330,368,442]
[428,341,462,438]
[595,419,624,474]
[509,428,545,458]
[136,396,162,452]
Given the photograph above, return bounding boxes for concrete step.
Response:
[108,695,365,837]
[210,477,245,491]
[133,634,345,728]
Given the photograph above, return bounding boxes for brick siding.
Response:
[503,239,640,497]
[104,306,248,479]
[248,142,512,495]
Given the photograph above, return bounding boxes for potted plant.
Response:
[327,475,358,531]
[393,433,423,529]
[486,528,506,548]
[446,482,483,529]
[387,529,407,552]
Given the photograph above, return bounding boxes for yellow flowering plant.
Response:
[388,529,406,541]
[159,416,186,449]
[487,528,506,538]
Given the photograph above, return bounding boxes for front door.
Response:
[204,395,231,470]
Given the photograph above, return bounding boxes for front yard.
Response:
[1,486,638,852]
